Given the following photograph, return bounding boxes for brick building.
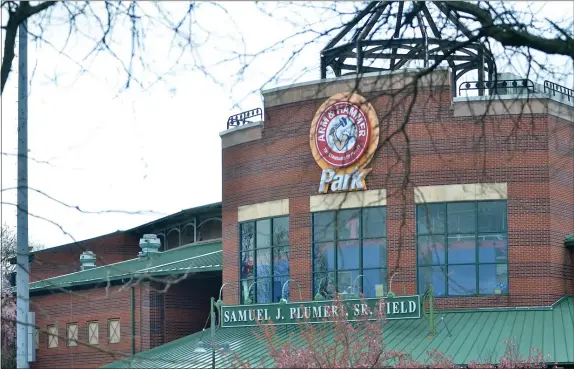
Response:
[27,1,574,367]
[106,74,573,367]
[26,203,223,369]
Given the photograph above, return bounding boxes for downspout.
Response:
[131,286,136,356]
[211,297,216,369]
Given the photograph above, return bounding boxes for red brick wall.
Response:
[30,275,223,368]
[30,233,140,282]
[163,275,221,343]
[548,115,574,296]
[221,79,573,308]
[31,284,144,369]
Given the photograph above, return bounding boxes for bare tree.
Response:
[1,1,222,94]
[1,223,41,284]
[1,224,41,369]
[1,1,572,368]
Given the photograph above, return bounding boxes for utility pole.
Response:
[16,17,30,369]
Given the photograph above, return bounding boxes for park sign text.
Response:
[220,295,420,328]
[309,93,380,194]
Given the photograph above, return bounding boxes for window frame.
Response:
[66,323,78,347]
[238,215,290,305]
[311,206,387,299]
[415,200,509,297]
[87,321,99,345]
[108,319,120,344]
[47,325,58,349]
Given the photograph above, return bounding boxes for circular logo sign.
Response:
[310,93,379,173]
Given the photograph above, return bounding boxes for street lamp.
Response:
[279,279,303,304]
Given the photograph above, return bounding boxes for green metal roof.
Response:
[103,296,574,368]
[29,240,222,293]
[566,234,574,248]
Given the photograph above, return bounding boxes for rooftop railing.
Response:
[226,108,263,130]
[544,80,573,102]
[458,79,535,96]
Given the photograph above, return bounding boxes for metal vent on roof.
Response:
[80,251,96,271]
[139,234,161,257]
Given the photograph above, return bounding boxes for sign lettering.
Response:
[220,295,420,328]
[309,93,380,194]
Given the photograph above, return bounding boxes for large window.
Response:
[239,216,289,304]
[417,200,508,297]
[312,207,387,299]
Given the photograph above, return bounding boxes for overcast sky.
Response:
[1,1,572,249]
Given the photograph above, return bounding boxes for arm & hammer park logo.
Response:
[310,92,379,194]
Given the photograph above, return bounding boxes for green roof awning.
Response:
[28,240,222,292]
[565,234,574,248]
[102,296,574,368]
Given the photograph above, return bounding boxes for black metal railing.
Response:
[226,108,263,130]
[544,80,573,102]
[458,79,535,96]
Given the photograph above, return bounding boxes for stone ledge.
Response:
[414,183,508,204]
[452,94,574,122]
[220,121,264,149]
[237,199,290,222]
[309,189,387,212]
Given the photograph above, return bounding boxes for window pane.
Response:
[240,222,255,251]
[337,240,360,270]
[447,235,476,264]
[272,217,289,246]
[240,279,255,304]
[88,322,99,345]
[256,248,271,278]
[256,219,271,248]
[362,207,386,238]
[313,212,335,242]
[314,242,335,272]
[362,269,387,298]
[240,251,254,279]
[447,265,476,296]
[108,320,120,344]
[418,266,446,297]
[256,278,272,304]
[273,246,289,276]
[314,272,336,299]
[68,324,78,347]
[337,209,361,240]
[416,203,446,235]
[478,234,508,263]
[478,201,507,233]
[479,264,508,295]
[273,275,289,303]
[336,270,360,296]
[417,236,445,265]
[447,202,476,234]
[363,238,386,269]
[48,326,58,348]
